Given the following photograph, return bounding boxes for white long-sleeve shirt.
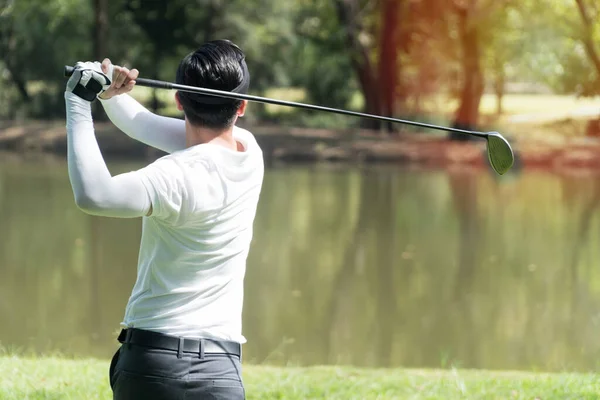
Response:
[65,92,264,343]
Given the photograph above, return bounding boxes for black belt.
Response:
[118,328,241,358]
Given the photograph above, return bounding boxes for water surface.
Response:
[1,157,600,372]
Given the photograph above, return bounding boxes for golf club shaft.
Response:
[64,65,485,138]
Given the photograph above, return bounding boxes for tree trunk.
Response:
[0,18,30,103]
[450,6,484,140]
[494,67,505,115]
[334,0,381,130]
[93,0,108,60]
[575,0,600,78]
[151,90,160,113]
[92,0,109,120]
[378,0,401,133]
[5,65,30,103]
[151,50,161,113]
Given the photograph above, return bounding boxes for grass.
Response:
[480,94,599,118]
[1,355,600,399]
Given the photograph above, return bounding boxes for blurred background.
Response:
[1,0,600,373]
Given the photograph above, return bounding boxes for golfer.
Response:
[64,40,264,399]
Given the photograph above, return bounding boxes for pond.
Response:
[1,157,600,372]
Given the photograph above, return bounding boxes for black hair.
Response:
[175,40,248,130]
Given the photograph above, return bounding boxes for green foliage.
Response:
[551,40,599,96]
[0,0,149,118]
[517,0,600,96]
[292,0,357,109]
[1,0,598,121]
[122,0,195,71]
[0,0,93,118]
[221,0,298,91]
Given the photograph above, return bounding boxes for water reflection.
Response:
[1,159,600,372]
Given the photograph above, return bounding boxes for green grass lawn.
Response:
[1,356,599,400]
[480,94,599,118]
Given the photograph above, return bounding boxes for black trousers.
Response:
[109,329,245,400]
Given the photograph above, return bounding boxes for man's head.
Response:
[175,40,249,131]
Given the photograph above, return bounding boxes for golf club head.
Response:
[485,132,514,175]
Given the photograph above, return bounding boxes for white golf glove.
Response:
[66,61,113,102]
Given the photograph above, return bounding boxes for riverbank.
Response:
[0,355,598,399]
[3,119,600,171]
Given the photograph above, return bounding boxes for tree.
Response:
[93,0,108,60]
[0,2,30,104]
[574,0,600,88]
[378,0,402,132]
[92,0,108,120]
[484,5,533,116]
[523,0,599,97]
[0,0,94,118]
[574,0,600,135]
[450,0,485,138]
[334,0,383,130]
[446,0,511,139]
[124,0,195,112]
[293,0,357,111]
[214,0,298,93]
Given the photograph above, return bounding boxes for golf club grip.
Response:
[63,65,173,89]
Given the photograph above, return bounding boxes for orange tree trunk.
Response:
[378,0,401,132]
[450,6,484,140]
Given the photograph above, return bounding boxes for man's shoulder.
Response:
[233,125,258,144]
[142,150,210,179]
[234,125,263,158]
[146,152,184,170]
[233,125,253,136]
[153,147,210,164]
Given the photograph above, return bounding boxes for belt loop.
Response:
[125,329,133,349]
[177,338,184,359]
[117,329,127,344]
[199,339,205,360]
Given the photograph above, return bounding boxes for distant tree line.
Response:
[1,0,599,135]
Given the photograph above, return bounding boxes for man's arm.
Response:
[99,94,186,154]
[65,63,152,218]
[98,59,186,154]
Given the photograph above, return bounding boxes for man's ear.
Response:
[175,92,184,111]
[237,100,248,117]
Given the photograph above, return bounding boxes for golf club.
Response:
[64,65,515,175]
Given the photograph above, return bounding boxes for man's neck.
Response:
[185,120,238,150]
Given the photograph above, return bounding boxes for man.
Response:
[64,40,264,399]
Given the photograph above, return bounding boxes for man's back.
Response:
[122,126,264,342]
[65,39,259,399]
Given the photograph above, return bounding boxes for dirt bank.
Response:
[2,120,600,172]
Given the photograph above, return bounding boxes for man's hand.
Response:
[99,58,139,100]
[66,61,112,102]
